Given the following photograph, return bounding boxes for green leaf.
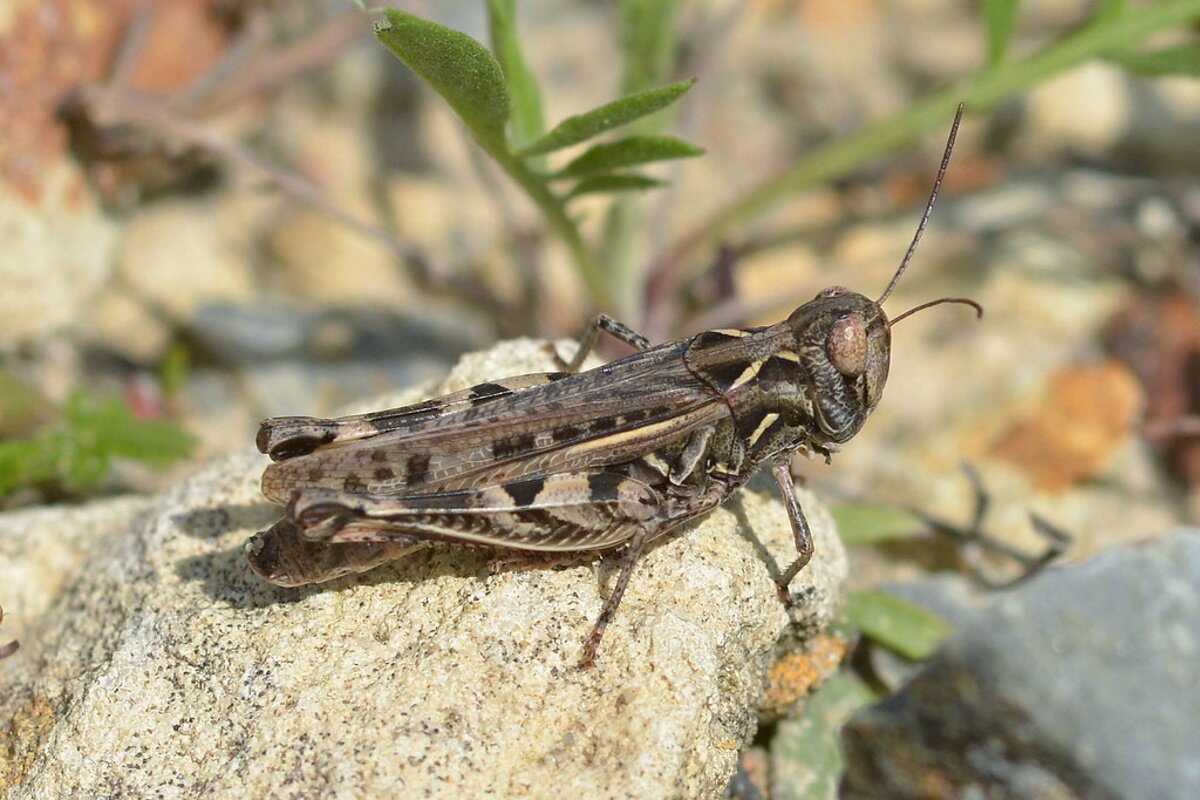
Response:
[831,504,923,545]
[0,439,54,496]
[982,0,1021,66]
[78,398,196,464]
[521,80,696,156]
[1111,45,1200,77]
[771,672,878,800]
[487,0,545,149]
[566,173,666,199]
[556,135,703,178]
[0,392,195,499]
[374,9,511,147]
[58,432,110,491]
[844,590,951,661]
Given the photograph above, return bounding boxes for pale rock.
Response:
[88,197,257,361]
[1022,62,1132,158]
[117,198,256,316]
[267,206,409,307]
[0,168,118,349]
[735,243,824,325]
[0,339,847,799]
[85,288,172,365]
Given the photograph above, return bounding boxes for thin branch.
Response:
[193,11,371,113]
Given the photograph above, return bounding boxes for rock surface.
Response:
[0,339,847,799]
[841,530,1200,800]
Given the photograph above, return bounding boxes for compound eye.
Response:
[826,314,868,377]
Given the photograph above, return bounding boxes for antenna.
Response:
[876,102,965,306]
[890,296,982,325]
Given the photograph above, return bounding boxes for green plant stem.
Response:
[603,198,642,322]
[487,146,609,309]
[667,0,1200,269]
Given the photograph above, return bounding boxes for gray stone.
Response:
[0,339,847,799]
[841,531,1200,800]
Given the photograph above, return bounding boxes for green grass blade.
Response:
[1096,0,1128,23]
[983,0,1021,66]
[831,504,924,545]
[619,0,682,94]
[1112,45,1200,77]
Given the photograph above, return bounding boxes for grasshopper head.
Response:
[778,104,980,448]
[787,287,891,444]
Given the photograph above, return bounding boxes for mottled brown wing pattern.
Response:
[257,372,572,461]
[259,343,720,504]
[288,471,662,551]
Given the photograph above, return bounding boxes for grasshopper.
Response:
[247,106,979,664]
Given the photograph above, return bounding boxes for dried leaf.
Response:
[991,362,1143,492]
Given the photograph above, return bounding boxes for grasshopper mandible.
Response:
[247,105,979,664]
